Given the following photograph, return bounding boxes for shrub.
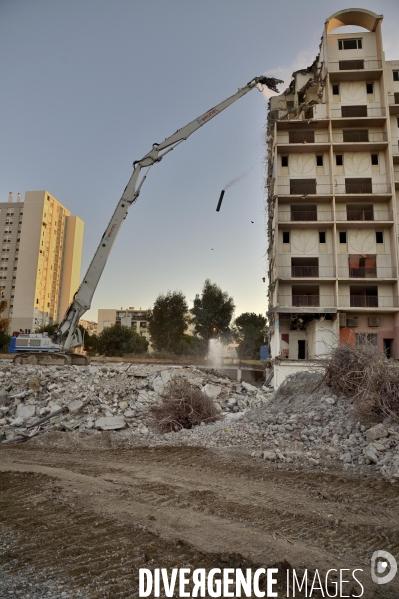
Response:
[320,343,399,423]
[150,378,221,433]
[96,324,148,357]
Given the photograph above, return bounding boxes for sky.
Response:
[2,0,399,323]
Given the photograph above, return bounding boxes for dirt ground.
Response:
[1,443,398,598]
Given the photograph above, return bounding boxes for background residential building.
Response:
[79,319,98,335]
[0,190,84,333]
[267,8,399,384]
[97,307,151,344]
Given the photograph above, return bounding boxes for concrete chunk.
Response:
[15,404,36,421]
[242,382,257,393]
[160,370,172,385]
[262,451,276,460]
[365,444,379,464]
[68,400,84,414]
[202,384,221,399]
[152,377,166,395]
[95,416,126,430]
[124,410,136,418]
[365,424,388,441]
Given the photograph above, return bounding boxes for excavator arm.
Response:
[53,75,282,353]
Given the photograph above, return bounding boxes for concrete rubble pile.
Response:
[153,371,399,480]
[1,363,398,480]
[0,362,272,443]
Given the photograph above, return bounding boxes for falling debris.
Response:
[216,168,254,212]
[251,221,254,224]
[224,167,252,191]
[216,190,225,212]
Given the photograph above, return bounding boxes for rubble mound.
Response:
[2,362,398,480]
[0,361,271,443]
[142,371,399,480]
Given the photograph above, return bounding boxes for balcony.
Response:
[332,131,387,143]
[288,131,314,143]
[332,130,388,152]
[338,295,397,308]
[278,295,336,308]
[278,182,332,196]
[335,208,393,221]
[331,106,385,120]
[292,266,318,277]
[276,131,329,152]
[328,59,382,81]
[392,138,399,160]
[335,181,391,195]
[338,267,396,279]
[278,265,334,279]
[388,93,399,115]
[278,210,333,222]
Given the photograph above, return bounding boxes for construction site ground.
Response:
[1,442,398,599]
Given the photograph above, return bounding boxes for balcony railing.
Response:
[330,107,385,119]
[335,210,393,221]
[278,211,333,222]
[338,295,397,308]
[285,132,329,144]
[291,211,317,221]
[332,131,388,143]
[335,183,391,194]
[392,138,399,155]
[338,267,396,278]
[278,266,334,278]
[328,59,382,72]
[278,295,336,308]
[388,93,399,105]
[292,266,319,277]
[278,183,332,196]
[351,296,378,307]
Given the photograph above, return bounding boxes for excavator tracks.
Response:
[12,352,89,366]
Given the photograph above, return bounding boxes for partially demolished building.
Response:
[267,9,399,386]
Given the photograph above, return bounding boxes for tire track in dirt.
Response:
[1,445,398,598]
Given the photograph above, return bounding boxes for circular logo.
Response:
[371,551,397,585]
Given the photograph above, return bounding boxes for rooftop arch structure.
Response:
[325,8,383,33]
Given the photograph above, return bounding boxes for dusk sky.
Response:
[2,0,399,323]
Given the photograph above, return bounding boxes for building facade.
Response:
[0,190,84,333]
[79,319,98,335]
[267,9,399,380]
[97,307,151,344]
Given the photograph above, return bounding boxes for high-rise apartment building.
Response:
[267,9,399,386]
[0,190,84,333]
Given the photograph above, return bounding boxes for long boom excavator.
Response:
[11,75,282,365]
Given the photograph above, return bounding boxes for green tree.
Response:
[0,300,10,350]
[83,330,98,355]
[96,324,148,357]
[174,334,208,358]
[191,279,235,341]
[233,312,267,360]
[36,323,59,335]
[148,291,189,353]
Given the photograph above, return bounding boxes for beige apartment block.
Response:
[79,319,98,335]
[267,9,399,384]
[97,307,151,344]
[0,190,84,333]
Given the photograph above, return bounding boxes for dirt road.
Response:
[1,444,398,598]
